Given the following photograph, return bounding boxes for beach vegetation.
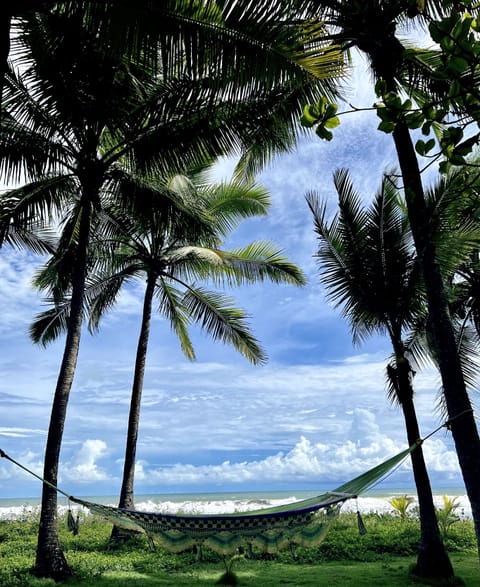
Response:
[0,510,476,586]
[389,495,416,521]
[437,496,462,540]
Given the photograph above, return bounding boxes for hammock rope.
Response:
[0,414,464,556]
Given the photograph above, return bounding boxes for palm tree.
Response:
[1,1,344,124]
[307,168,454,578]
[32,167,306,535]
[1,8,329,579]
[298,0,480,556]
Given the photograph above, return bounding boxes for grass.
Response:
[0,510,478,586]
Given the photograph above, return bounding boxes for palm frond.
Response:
[104,167,216,246]
[182,287,266,365]
[156,280,195,360]
[219,242,307,286]
[85,270,135,333]
[29,302,73,347]
[308,171,374,332]
[426,167,480,280]
[202,181,270,235]
[1,225,56,255]
[62,0,344,97]
[0,175,78,229]
[309,166,427,347]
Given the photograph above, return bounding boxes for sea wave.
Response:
[0,494,472,521]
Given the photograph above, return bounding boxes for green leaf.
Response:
[301,103,320,127]
[415,140,426,156]
[439,160,451,175]
[378,120,396,134]
[421,121,432,135]
[324,115,340,129]
[405,111,424,130]
[425,138,436,153]
[316,125,333,141]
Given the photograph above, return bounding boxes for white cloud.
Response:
[62,439,110,482]
[0,427,44,438]
[131,415,458,489]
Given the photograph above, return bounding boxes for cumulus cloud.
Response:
[62,439,110,482]
[0,408,463,496]
[137,437,388,487]
[131,416,459,489]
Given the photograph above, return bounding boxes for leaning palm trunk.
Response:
[34,202,93,580]
[392,120,480,555]
[391,350,453,578]
[111,275,155,539]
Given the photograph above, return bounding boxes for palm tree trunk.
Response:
[34,201,93,580]
[392,119,480,556]
[393,352,453,578]
[111,274,155,539]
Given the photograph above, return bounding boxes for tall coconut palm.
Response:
[298,0,480,556]
[1,7,332,579]
[307,168,455,578]
[31,166,306,534]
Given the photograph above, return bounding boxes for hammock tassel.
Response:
[147,534,156,552]
[356,510,367,535]
[195,543,204,562]
[67,509,80,535]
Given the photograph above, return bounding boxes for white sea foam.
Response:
[341,494,472,520]
[0,494,472,521]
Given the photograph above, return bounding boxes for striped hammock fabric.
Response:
[70,444,415,555]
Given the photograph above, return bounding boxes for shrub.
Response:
[436,496,461,540]
[389,495,415,520]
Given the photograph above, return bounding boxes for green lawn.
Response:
[56,554,479,587]
[0,512,478,586]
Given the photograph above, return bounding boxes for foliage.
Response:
[389,495,416,520]
[300,3,480,175]
[437,496,462,540]
[300,97,340,140]
[0,510,476,586]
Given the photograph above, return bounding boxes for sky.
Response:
[0,49,477,500]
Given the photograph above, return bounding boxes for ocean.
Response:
[0,488,471,520]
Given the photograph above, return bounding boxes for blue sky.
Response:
[0,51,473,499]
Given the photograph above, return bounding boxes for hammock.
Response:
[1,443,416,556]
